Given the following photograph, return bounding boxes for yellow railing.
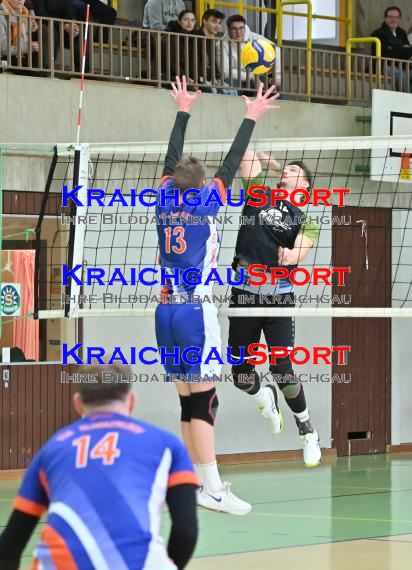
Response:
[346,37,381,101]
[196,0,278,25]
[277,0,312,99]
[196,0,352,46]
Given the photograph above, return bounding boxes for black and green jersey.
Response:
[234,174,320,266]
[231,174,320,295]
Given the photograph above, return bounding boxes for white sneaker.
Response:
[196,486,203,506]
[301,430,322,467]
[197,482,252,515]
[258,385,283,435]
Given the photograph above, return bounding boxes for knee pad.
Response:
[232,366,261,394]
[269,356,294,378]
[190,388,219,426]
[179,395,191,423]
[274,374,301,399]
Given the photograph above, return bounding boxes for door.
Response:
[332,206,391,455]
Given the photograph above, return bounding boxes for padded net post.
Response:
[64,144,90,318]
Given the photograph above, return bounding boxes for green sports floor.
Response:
[1,453,412,569]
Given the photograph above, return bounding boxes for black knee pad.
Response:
[179,395,191,423]
[274,374,301,400]
[269,356,294,378]
[190,388,219,426]
[232,366,261,394]
[275,373,299,387]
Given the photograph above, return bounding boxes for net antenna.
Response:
[34,134,412,319]
[65,5,91,317]
[76,4,90,147]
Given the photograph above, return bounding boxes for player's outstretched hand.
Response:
[170,76,201,114]
[243,83,280,122]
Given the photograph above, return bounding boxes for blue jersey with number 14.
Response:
[14,412,198,570]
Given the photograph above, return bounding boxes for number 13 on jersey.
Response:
[164,227,187,254]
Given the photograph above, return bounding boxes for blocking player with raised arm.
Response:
[155,76,280,514]
[0,364,198,570]
[228,149,322,467]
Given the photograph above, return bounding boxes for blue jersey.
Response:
[156,175,226,296]
[14,412,198,570]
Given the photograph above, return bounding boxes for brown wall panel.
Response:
[24,366,33,469]
[0,365,78,470]
[9,370,18,470]
[332,207,391,456]
[1,190,80,470]
[2,375,10,470]
[3,191,67,217]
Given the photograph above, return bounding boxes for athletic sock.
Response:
[294,413,314,436]
[194,464,203,487]
[200,461,223,493]
[294,409,310,423]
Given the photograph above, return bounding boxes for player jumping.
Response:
[228,149,322,467]
[0,364,198,570]
[155,76,280,514]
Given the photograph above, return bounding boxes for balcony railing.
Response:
[0,15,410,106]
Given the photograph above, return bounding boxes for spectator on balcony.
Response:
[143,0,186,31]
[141,0,185,80]
[72,0,116,27]
[30,0,77,33]
[0,0,39,62]
[371,6,412,92]
[217,14,281,94]
[162,9,196,84]
[71,0,116,44]
[30,0,86,73]
[192,8,225,90]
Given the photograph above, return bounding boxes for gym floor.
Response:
[1,453,411,569]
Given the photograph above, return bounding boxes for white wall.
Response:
[83,313,332,454]
[392,210,412,445]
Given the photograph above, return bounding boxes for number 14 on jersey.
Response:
[73,432,121,468]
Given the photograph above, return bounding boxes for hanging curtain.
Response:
[11,250,39,361]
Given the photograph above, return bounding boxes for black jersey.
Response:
[233,186,305,270]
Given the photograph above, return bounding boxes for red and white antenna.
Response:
[76,4,90,145]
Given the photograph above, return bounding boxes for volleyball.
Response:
[241,38,276,74]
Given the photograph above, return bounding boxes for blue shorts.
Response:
[155,303,222,380]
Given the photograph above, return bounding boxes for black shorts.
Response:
[228,288,295,373]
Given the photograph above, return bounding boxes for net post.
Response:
[34,147,59,320]
[64,144,89,317]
